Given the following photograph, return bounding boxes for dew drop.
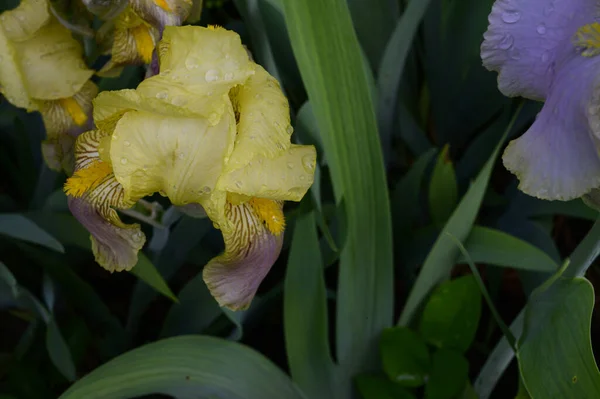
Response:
[498,33,514,50]
[225,53,231,59]
[541,50,550,63]
[201,186,211,194]
[156,91,168,99]
[302,155,315,172]
[501,10,521,23]
[205,69,220,82]
[286,125,294,135]
[185,57,199,70]
[208,112,219,125]
[177,152,185,160]
[18,15,25,21]
[287,162,294,169]
[132,231,143,242]
[124,140,131,147]
[254,93,262,100]
[544,5,554,16]
[235,181,243,188]
[120,157,128,165]
[536,23,547,35]
[299,175,306,181]
[172,96,187,106]
[224,72,234,81]
[509,47,521,60]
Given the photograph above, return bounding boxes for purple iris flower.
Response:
[482,0,600,201]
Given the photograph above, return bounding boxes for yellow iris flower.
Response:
[0,0,96,173]
[64,25,316,310]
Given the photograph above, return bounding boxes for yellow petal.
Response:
[0,27,36,110]
[219,144,316,202]
[15,19,93,100]
[0,0,51,41]
[227,65,292,169]
[157,25,254,92]
[109,105,236,205]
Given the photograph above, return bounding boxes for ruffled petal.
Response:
[66,129,145,271]
[503,55,600,200]
[481,0,596,100]
[203,200,283,310]
[0,0,51,41]
[130,0,192,30]
[157,25,254,91]
[0,25,36,110]
[15,19,93,100]
[109,105,236,205]
[82,0,128,20]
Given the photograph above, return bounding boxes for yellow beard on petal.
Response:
[64,160,113,197]
[249,198,285,236]
[132,24,155,64]
[154,0,172,11]
[59,97,88,126]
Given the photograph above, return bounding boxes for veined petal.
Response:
[66,129,144,271]
[203,200,284,310]
[130,0,192,29]
[15,19,93,100]
[503,55,600,200]
[481,0,596,100]
[42,135,75,174]
[0,0,51,41]
[110,105,236,205]
[39,80,97,138]
[0,25,35,110]
[157,25,254,92]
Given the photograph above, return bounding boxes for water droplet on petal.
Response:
[185,57,199,70]
[541,50,550,63]
[132,231,143,242]
[224,72,234,81]
[255,94,262,100]
[302,154,315,172]
[509,47,521,60]
[120,157,128,165]
[286,125,294,135]
[208,112,219,125]
[502,10,521,23]
[124,140,131,147]
[544,5,554,16]
[172,96,187,106]
[498,34,514,50]
[156,91,168,99]
[177,152,185,160]
[536,23,547,35]
[235,181,243,188]
[287,162,294,169]
[205,69,220,82]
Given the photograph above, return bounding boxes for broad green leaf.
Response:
[0,214,64,253]
[46,318,77,382]
[26,212,91,250]
[58,336,307,399]
[282,0,393,386]
[428,145,457,225]
[398,103,523,325]
[380,327,430,387]
[419,275,481,353]
[425,349,469,399]
[460,226,559,273]
[518,277,600,397]
[284,211,335,399]
[128,252,177,303]
[355,374,416,399]
[378,0,433,153]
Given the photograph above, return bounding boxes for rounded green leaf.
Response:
[59,335,307,399]
[380,327,430,387]
[425,349,469,399]
[419,275,481,353]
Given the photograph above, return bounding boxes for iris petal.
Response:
[130,0,192,30]
[503,55,600,200]
[481,0,596,100]
[0,0,51,41]
[203,200,283,310]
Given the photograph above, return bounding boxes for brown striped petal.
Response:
[202,200,284,310]
[130,0,193,30]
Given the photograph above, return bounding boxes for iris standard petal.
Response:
[66,129,145,271]
[503,55,600,200]
[15,19,93,100]
[203,200,284,310]
[130,0,192,30]
[481,0,596,100]
[109,106,236,205]
[157,25,254,90]
[0,0,51,41]
[0,25,35,110]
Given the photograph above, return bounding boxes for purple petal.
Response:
[503,55,600,200]
[481,0,596,100]
[203,230,283,311]
[68,197,145,272]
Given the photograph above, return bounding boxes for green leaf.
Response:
[128,252,178,303]
[517,276,600,397]
[0,214,64,253]
[58,336,307,399]
[398,103,523,325]
[419,275,481,353]
[380,327,430,387]
[429,145,458,225]
[284,210,335,399]
[425,349,469,399]
[282,0,393,386]
[355,374,416,399]
[46,318,77,382]
[460,226,559,272]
